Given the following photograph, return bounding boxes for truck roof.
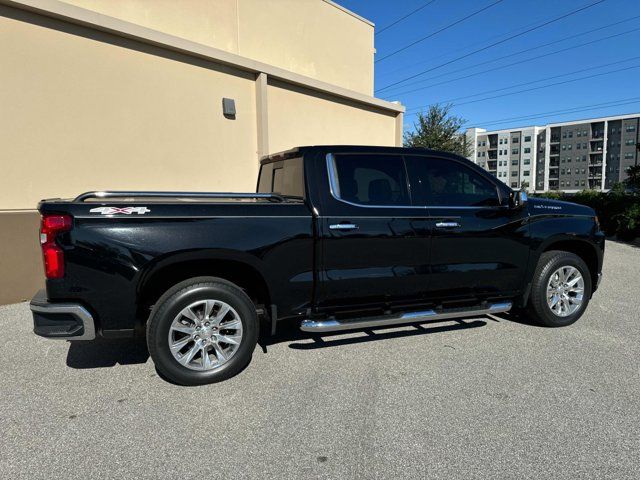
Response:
[261,145,464,164]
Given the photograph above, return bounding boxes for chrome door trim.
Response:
[325,153,505,211]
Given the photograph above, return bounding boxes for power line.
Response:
[406,54,640,109]
[465,97,640,128]
[405,63,640,114]
[377,13,560,80]
[375,0,504,63]
[376,0,438,36]
[382,17,640,96]
[377,0,606,92]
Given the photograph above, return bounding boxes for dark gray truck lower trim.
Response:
[30,289,96,340]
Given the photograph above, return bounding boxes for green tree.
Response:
[625,164,640,191]
[404,104,470,157]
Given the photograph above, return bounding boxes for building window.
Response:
[626,125,636,132]
[582,155,587,161]
[511,159,518,165]
[568,131,573,138]
[576,144,581,150]
[582,168,586,174]
[478,152,481,157]
[567,168,571,174]
[562,132,567,138]
[562,145,566,150]
[625,153,634,159]
[561,169,565,175]
[524,147,531,153]
[581,180,586,186]
[511,182,518,187]
[626,139,635,146]
[523,170,530,176]
[524,158,530,165]
[560,181,565,187]
[577,131,582,137]
[582,130,587,136]
[611,127,617,134]
[512,137,519,143]
[567,144,572,150]
[524,135,531,142]
[575,180,579,187]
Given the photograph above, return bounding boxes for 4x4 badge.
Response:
[89,206,151,215]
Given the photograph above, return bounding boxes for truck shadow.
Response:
[66,338,150,369]
[258,316,490,353]
[65,315,503,368]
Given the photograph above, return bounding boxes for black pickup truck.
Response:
[31,146,604,385]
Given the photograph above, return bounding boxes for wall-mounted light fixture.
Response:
[222,98,236,119]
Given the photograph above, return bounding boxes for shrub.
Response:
[614,203,640,241]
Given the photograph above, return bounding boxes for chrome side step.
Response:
[300,302,512,333]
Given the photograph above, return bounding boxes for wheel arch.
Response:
[537,236,599,289]
[137,251,272,322]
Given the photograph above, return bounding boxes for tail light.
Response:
[40,214,73,279]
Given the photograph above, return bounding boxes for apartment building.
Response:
[466,114,640,192]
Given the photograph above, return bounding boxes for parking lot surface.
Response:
[1,240,639,479]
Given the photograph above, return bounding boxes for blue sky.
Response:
[338,0,640,133]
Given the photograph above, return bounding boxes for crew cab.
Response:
[31,146,605,385]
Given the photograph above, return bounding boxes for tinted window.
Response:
[331,154,409,206]
[406,157,499,207]
[257,158,304,197]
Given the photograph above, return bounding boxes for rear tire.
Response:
[529,250,591,327]
[146,276,258,385]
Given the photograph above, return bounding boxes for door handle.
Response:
[329,223,359,230]
[435,221,461,229]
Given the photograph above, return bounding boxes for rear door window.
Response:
[330,154,410,206]
[405,156,500,207]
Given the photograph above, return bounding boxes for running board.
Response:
[300,302,512,333]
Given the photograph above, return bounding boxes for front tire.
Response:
[529,251,592,327]
[146,277,258,385]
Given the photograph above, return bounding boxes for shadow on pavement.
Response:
[66,338,149,369]
[65,314,504,368]
[258,316,489,353]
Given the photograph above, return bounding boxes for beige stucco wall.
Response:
[0,7,259,210]
[61,0,375,95]
[0,1,399,304]
[267,80,397,153]
[0,212,43,305]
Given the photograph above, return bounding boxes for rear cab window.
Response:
[258,158,305,198]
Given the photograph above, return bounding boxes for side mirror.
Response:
[511,189,528,209]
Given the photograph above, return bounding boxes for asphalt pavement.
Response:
[1,240,639,479]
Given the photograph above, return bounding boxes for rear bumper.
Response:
[30,289,96,340]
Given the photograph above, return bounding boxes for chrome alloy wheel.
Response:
[168,300,243,371]
[546,266,584,317]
